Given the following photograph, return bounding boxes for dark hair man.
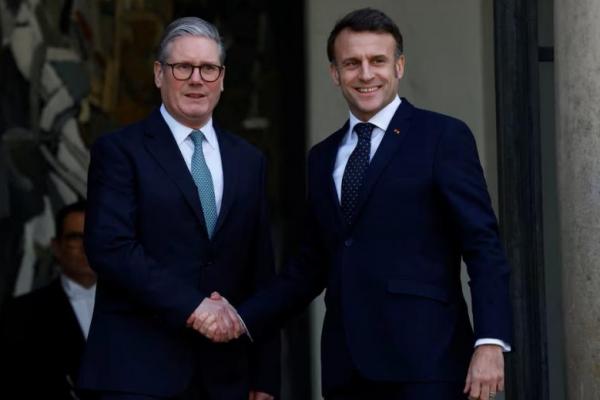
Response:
[1,201,96,399]
[203,8,512,400]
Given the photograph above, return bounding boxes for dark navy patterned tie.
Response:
[341,122,375,225]
[190,130,218,238]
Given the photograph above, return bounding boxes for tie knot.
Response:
[190,130,205,146]
[354,123,375,141]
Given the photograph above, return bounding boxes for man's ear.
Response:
[50,238,60,259]
[329,63,340,86]
[395,55,406,79]
[220,66,226,92]
[154,61,163,88]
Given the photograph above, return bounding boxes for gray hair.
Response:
[157,17,225,64]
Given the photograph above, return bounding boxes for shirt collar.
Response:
[159,104,218,149]
[348,95,401,135]
[60,274,96,300]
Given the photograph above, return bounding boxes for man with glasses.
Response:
[1,201,96,400]
[78,17,279,400]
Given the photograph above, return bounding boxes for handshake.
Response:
[186,292,245,342]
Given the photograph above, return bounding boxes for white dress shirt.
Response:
[160,105,251,337]
[60,274,96,339]
[160,105,224,214]
[333,96,510,352]
[333,96,401,199]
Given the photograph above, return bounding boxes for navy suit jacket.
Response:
[239,99,511,393]
[0,278,89,399]
[79,109,280,397]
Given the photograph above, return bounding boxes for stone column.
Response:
[555,0,600,397]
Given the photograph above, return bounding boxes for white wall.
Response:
[305,1,497,398]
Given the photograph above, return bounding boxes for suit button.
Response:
[344,239,353,247]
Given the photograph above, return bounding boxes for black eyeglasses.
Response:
[162,62,224,82]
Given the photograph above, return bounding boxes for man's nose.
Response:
[359,60,374,80]
[190,66,203,83]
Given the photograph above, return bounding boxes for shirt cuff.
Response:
[236,312,253,342]
[475,338,511,352]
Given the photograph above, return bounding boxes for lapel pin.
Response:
[393,128,401,135]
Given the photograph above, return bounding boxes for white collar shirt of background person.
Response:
[160,104,224,214]
[60,274,96,339]
[332,95,511,352]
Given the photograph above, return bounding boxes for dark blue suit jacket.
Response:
[239,99,511,393]
[1,279,89,399]
[79,109,280,397]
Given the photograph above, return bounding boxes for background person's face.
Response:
[52,211,95,286]
[154,35,225,129]
[330,29,404,121]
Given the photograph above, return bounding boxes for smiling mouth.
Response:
[186,93,206,99]
[356,86,380,93]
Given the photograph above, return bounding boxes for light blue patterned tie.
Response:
[190,130,218,237]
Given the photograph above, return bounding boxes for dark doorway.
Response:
[493,0,551,398]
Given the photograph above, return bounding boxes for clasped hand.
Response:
[186,292,244,342]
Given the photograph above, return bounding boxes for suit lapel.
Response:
[213,126,238,236]
[143,109,208,235]
[352,99,414,224]
[322,124,348,232]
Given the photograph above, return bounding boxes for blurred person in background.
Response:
[1,200,96,400]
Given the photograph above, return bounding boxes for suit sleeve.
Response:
[85,134,203,328]
[238,148,328,339]
[247,155,281,396]
[434,121,512,344]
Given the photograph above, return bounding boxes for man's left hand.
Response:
[463,344,504,400]
[249,390,274,400]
